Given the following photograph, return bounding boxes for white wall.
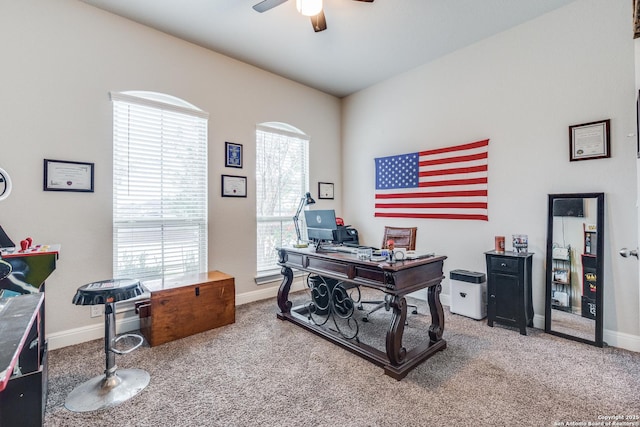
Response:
[636,11,640,356]
[0,0,342,346]
[342,0,640,349]
[3,0,638,352]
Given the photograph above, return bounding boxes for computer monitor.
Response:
[304,209,337,242]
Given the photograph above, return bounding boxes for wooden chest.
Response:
[136,271,235,347]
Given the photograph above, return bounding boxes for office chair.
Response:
[381,226,417,251]
[359,226,418,322]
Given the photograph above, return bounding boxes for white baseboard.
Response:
[533,313,545,329]
[46,279,307,351]
[603,329,640,352]
[406,289,450,307]
[505,313,640,353]
[235,278,306,305]
[48,315,142,350]
[46,289,640,354]
[440,293,450,308]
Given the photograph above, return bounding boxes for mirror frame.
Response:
[544,192,604,347]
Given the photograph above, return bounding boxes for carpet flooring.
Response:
[44,291,640,426]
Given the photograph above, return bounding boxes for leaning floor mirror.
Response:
[544,193,604,347]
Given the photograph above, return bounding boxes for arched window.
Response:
[111,91,208,280]
[255,122,309,276]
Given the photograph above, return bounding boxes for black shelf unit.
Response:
[551,246,571,312]
[485,250,534,335]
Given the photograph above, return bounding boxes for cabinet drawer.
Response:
[490,257,519,273]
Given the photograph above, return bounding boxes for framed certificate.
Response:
[318,182,334,199]
[569,119,610,161]
[225,142,243,168]
[221,174,247,197]
[43,159,94,192]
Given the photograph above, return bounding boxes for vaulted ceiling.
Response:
[81,0,577,98]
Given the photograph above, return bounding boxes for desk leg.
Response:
[277,266,293,317]
[385,295,407,365]
[427,283,445,343]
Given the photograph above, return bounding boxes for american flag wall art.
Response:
[374,139,489,221]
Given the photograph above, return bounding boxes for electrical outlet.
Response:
[90,305,103,318]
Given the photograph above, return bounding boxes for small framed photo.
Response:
[43,159,94,192]
[569,119,610,161]
[553,269,569,284]
[225,142,243,168]
[221,174,247,197]
[318,182,334,200]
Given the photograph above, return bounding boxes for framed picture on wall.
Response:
[318,182,334,199]
[221,174,246,197]
[43,159,94,192]
[225,142,243,168]
[568,119,610,161]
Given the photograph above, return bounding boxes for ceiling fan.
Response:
[252,0,374,33]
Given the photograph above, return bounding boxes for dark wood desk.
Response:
[276,247,447,380]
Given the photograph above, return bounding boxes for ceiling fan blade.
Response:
[252,0,288,13]
[311,10,327,32]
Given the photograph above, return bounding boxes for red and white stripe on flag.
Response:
[374,139,489,221]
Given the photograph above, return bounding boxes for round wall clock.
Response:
[0,167,12,201]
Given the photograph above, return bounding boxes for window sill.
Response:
[255,269,305,286]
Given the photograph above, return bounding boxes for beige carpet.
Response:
[44,291,640,426]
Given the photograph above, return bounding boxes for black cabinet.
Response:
[485,251,534,335]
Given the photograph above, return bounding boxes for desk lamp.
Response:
[293,192,315,248]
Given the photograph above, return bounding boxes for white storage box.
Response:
[450,270,487,320]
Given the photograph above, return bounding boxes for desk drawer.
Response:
[489,257,519,273]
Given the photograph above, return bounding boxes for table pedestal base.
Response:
[276,247,448,380]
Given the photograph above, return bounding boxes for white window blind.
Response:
[111,91,208,281]
[256,123,309,276]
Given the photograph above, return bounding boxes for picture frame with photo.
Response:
[553,268,569,284]
[225,142,243,168]
[318,182,334,200]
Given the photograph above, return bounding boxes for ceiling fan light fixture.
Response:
[296,0,322,17]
